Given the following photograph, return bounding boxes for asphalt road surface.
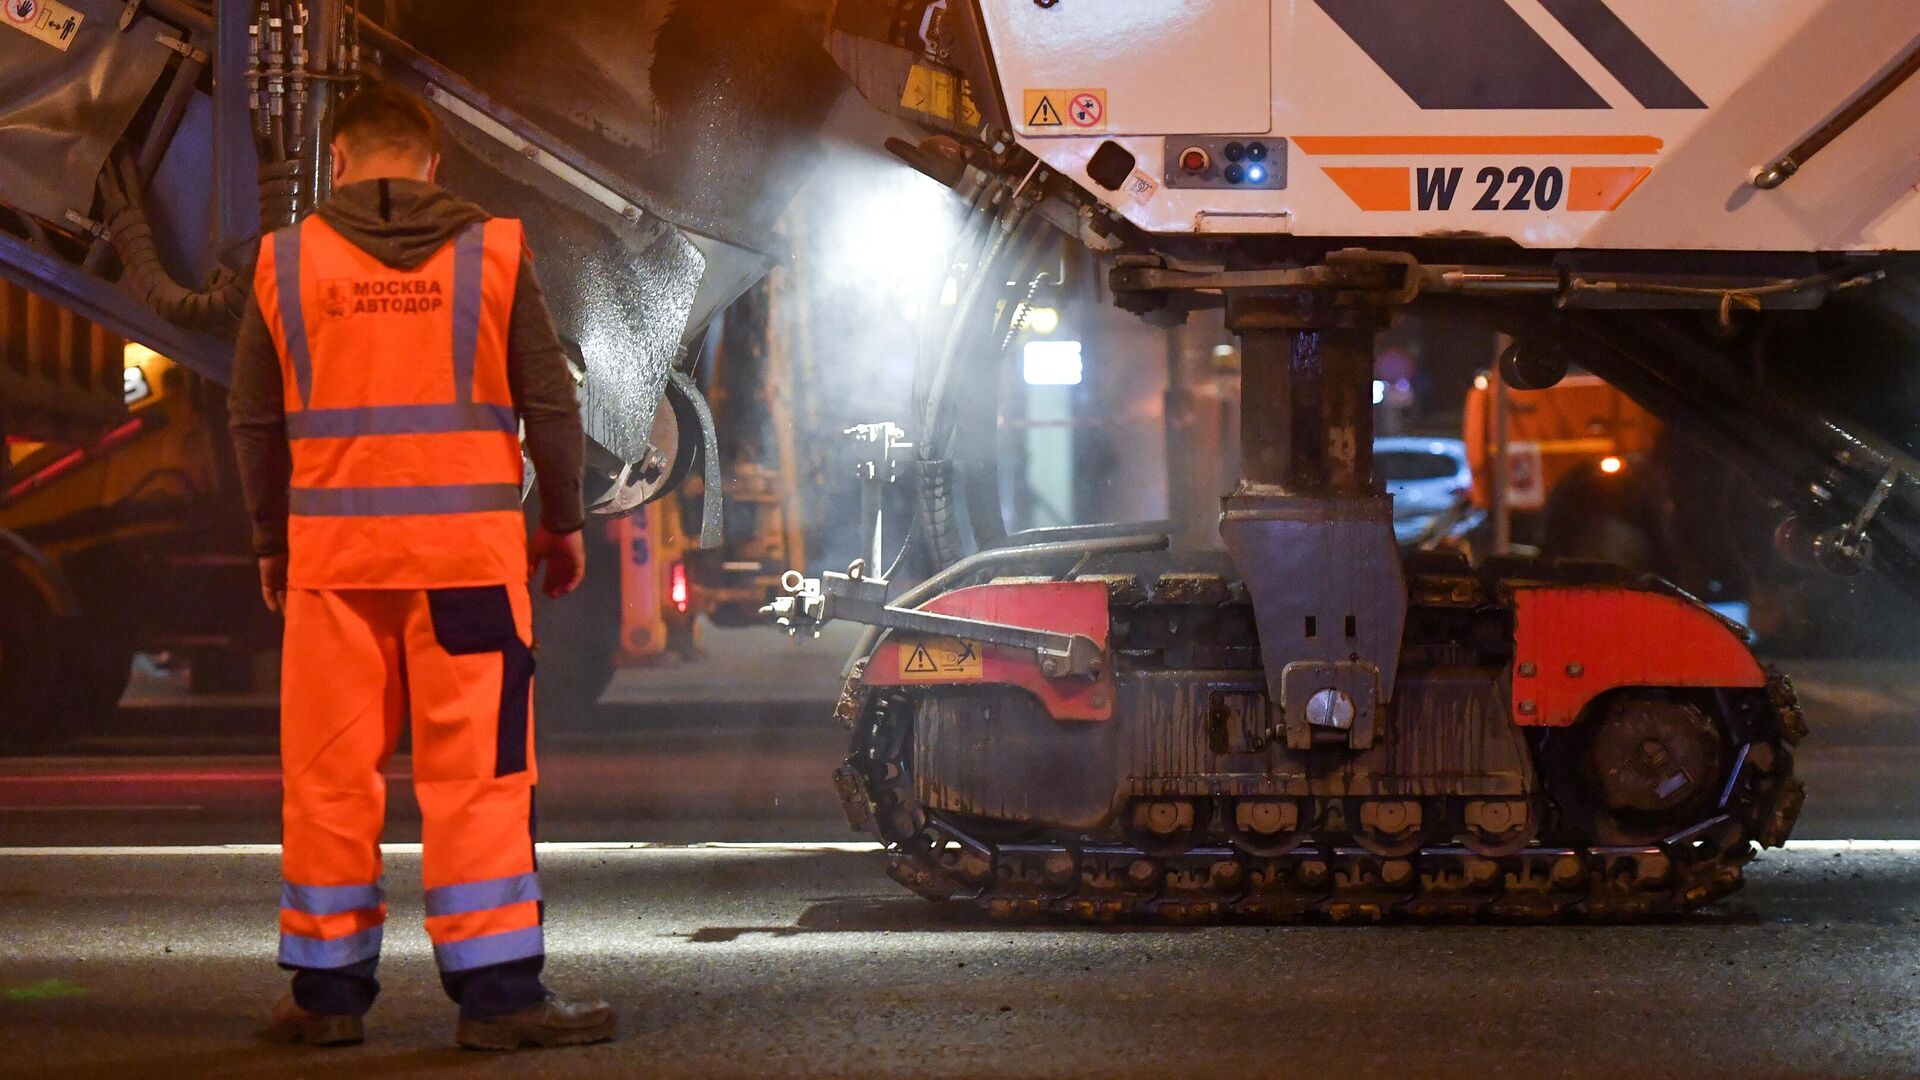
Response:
[4,651,1920,1077]
[4,843,1920,1080]
[4,658,1916,847]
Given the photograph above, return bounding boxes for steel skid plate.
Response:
[1219,492,1407,710]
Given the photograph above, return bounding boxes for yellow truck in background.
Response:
[2,315,263,751]
[1,279,712,751]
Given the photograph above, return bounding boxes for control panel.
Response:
[1164,136,1287,190]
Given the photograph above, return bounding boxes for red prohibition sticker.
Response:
[6,0,40,23]
[1068,92,1104,128]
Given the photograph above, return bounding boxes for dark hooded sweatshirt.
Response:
[229,178,585,561]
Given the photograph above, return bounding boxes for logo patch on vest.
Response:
[320,277,447,318]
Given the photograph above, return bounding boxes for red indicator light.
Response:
[1180,147,1209,173]
[670,561,689,613]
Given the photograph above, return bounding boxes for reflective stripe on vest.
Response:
[273,227,317,407]
[286,402,516,440]
[289,483,523,517]
[451,223,485,405]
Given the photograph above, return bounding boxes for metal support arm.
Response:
[765,567,1105,679]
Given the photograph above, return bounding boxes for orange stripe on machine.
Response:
[1295,135,1663,156]
[1322,167,1412,212]
[1568,166,1653,211]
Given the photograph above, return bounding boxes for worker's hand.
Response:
[529,526,587,599]
[258,554,288,615]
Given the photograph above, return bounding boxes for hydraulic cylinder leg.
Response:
[1219,297,1407,748]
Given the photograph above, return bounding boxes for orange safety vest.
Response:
[254,214,528,590]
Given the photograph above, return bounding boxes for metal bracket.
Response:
[1833,463,1902,566]
[62,211,107,240]
[423,82,651,229]
[847,421,912,572]
[1279,660,1380,751]
[669,369,724,549]
[764,565,1104,679]
[155,32,207,62]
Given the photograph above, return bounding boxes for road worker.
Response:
[228,83,614,1051]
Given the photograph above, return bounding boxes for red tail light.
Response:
[670,561,689,613]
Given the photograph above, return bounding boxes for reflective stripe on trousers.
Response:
[425,872,545,972]
[279,880,386,968]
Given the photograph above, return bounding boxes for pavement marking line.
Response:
[0,805,207,812]
[0,841,887,856]
[4,840,1920,857]
[1783,839,1920,852]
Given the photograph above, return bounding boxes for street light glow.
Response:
[1023,340,1084,386]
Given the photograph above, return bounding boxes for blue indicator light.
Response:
[1246,164,1268,184]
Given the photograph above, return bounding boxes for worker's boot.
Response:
[262,994,365,1046]
[455,995,617,1051]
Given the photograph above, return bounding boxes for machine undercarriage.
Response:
[831,553,1804,921]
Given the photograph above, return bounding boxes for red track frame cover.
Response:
[1511,586,1765,727]
[864,580,1115,722]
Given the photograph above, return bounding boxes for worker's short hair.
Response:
[331,84,439,159]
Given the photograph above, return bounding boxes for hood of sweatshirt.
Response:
[313,178,489,270]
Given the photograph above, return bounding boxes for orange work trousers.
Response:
[277,585,542,977]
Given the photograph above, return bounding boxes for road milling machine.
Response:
[764,0,1920,922]
[1,0,1916,920]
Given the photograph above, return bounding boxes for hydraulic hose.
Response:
[915,210,1051,569]
[98,152,251,330]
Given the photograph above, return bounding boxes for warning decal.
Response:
[1067,92,1104,129]
[1022,89,1105,134]
[1025,93,1063,129]
[900,63,983,130]
[898,636,985,682]
[1123,169,1159,206]
[3,0,82,51]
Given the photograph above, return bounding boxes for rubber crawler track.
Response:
[834,567,1808,924]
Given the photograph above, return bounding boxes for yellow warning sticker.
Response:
[898,636,984,682]
[1022,89,1106,134]
[3,0,83,51]
[901,64,983,130]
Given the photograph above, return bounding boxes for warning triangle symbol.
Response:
[1027,96,1063,127]
[905,644,939,674]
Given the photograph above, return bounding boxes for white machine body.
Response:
[980,0,1920,251]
